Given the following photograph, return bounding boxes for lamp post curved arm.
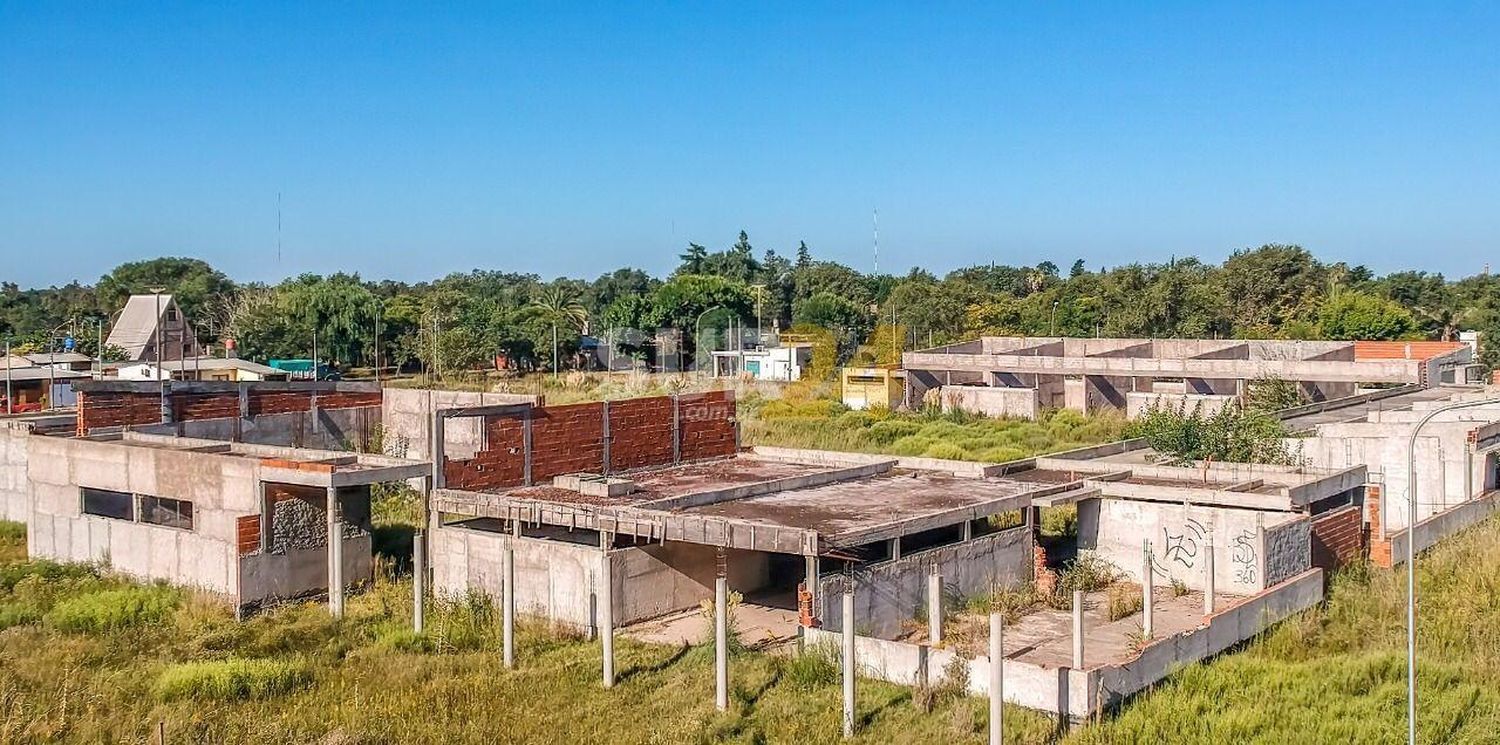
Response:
[1405,394,1500,745]
[693,305,726,373]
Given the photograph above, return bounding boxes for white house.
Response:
[116,357,288,383]
[710,345,812,382]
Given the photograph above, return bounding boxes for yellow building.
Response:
[839,366,905,410]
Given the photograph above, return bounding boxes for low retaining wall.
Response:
[805,568,1324,719]
[1377,490,1500,568]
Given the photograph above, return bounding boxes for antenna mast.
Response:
[873,209,879,274]
[277,191,283,264]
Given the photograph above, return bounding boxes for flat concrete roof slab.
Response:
[680,470,1036,546]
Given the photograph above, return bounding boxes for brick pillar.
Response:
[1034,543,1057,597]
[1367,485,1393,568]
[75,391,87,437]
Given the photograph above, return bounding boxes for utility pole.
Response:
[150,288,166,417]
[4,338,12,415]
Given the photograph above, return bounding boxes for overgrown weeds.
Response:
[154,657,312,701]
[43,585,180,633]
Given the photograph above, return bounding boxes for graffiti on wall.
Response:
[1230,529,1258,585]
[1162,517,1209,569]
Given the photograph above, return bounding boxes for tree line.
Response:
[2,237,1498,373]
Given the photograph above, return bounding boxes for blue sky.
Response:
[3,2,1498,287]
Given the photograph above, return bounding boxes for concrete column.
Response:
[503,541,516,669]
[1071,589,1084,669]
[1141,540,1153,638]
[805,554,820,622]
[961,520,973,542]
[600,532,614,688]
[714,576,729,711]
[927,569,943,646]
[888,537,901,561]
[842,588,856,739]
[413,531,426,633]
[989,611,1003,745]
[327,486,343,619]
[1203,535,1216,616]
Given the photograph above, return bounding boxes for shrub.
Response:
[867,419,922,444]
[780,642,840,690]
[154,657,312,701]
[1107,585,1144,621]
[0,604,42,630]
[44,585,180,633]
[1057,552,1123,596]
[921,442,971,460]
[0,559,97,592]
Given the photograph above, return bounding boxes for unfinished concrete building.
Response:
[425,391,1064,639]
[904,337,1475,419]
[2,380,422,616]
[420,389,1375,718]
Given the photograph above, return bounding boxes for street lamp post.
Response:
[694,305,726,375]
[1404,395,1500,745]
[1051,301,1060,336]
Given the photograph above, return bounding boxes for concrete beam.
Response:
[1094,481,1291,511]
[903,352,1419,384]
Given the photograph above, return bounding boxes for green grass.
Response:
[0,519,1059,743]
[6,508,1500,742]
[154,657,313,701]
[1072,515,1500,743]
[740,395,1129,462]
[42,585,181,634]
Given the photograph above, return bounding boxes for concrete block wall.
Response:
[1077,497,1306,595]
[1125,391,1236,419]
[818,526,1032,638]
[0,424,30,522]
[1293,420,1494,531]
[938,385,1040,420]
[24,435,262,595]
[611,543,770,624]
[431,523,603,631]
[443,391,738,491]
[379,387,541,461]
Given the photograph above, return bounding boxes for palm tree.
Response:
[529,287,588,377]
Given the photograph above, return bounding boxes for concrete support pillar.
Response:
[989,611,1004,745]
[888,537,901,561]
[961,520,973,542]
[842,588,856,739]
[600,532,614,688]
[503,541,516,669]
[413,531,426,633]
[1203,535,1216,616]
[1141,540,1153,638]
[327,486,344,619]
[714,576,729,711]
[927,569,943,646]
[1071,589,1084,669]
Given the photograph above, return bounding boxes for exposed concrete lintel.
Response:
[437,402,534,419]
[431,489,820,555]
[1093,482,1291,511]
[1030,485,1102,508]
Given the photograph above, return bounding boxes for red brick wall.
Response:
[76,387,383,435]
[607,395,676,471]
[443,391,738,491]
[677,390,738,461]
[1310,504,1364,572]
[236,515,261,556]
